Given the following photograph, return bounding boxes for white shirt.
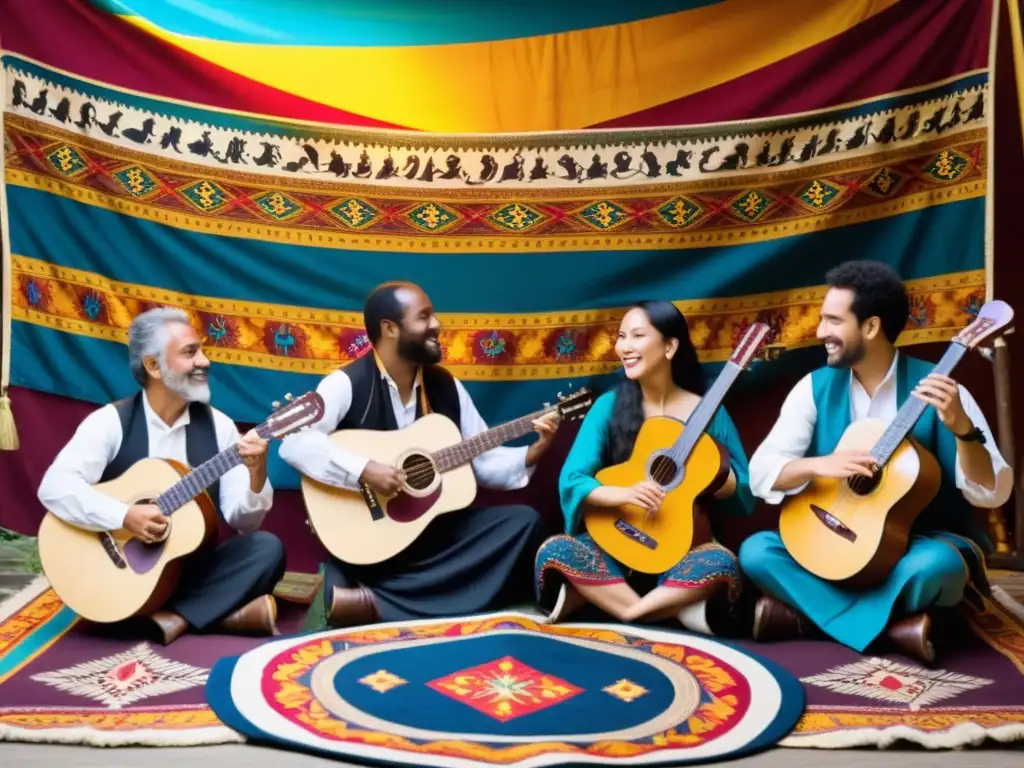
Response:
[37,393,274,534]
[278,368,534,492]
[749,351,1013,508]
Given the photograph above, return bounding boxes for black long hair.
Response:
[604,301,705,466]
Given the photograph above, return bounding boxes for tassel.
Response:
[0,389,19,451]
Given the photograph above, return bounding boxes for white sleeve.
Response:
[277,370,368,491]
[211,409,274,533]
[37,406,130,531]
[455,379,533,491]
[953,385,1014,508]
[748,374,818,505]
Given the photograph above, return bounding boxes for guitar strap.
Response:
[371,349,431,416]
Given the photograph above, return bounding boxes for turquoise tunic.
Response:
[535,388,755,610]
[739,355,992,652]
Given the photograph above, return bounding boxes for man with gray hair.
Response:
[38,307,286,644]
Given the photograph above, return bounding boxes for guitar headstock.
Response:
[729,322,773,369]
[546,388,595,422]
[257,392,325,440]
[953,300,1014,350]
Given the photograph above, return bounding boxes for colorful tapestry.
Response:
[0,0,998,489]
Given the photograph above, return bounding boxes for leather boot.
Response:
[328,586,380,628]
[148,610,189,645]
[752,595,811,641]
[887,612,935,665]
[216,595,279,636]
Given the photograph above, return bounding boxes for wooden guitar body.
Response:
[777,418,942,591]
[37,457,220,624]
[583,417,728,574]
[302,413,478,565]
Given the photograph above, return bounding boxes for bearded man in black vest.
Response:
[37,308,287,644]
[279,282,558,626]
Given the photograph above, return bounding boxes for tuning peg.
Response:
[272,400,281,409]
[285,393,294,401]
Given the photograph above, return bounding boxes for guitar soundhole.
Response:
[846,471,881,496]
[649,455,679,487]
[401,453,436,491]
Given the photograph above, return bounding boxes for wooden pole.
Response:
[988,0,1024,571]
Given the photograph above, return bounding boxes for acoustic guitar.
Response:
[584,322,773,574]
[37,392,325,624]
[301,388,595,565]
[778,300,1014,591]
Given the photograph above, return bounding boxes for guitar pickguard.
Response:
[810,504,858,543]
[386,485,443,523]
[614,519,658,550]
[121,537,167,574]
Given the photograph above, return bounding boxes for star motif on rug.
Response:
[427,655,582,721]
[800,657,991,711]
[30,642,209,709]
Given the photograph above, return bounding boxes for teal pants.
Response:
[739,531,969,651]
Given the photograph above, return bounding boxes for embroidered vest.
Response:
[808,354,989,550]
[337,351,461,432]
[100,391,223,517]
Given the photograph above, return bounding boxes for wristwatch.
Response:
[954,424,987,444]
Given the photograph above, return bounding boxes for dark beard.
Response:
[826,339,865,368]
[398,331,441,365]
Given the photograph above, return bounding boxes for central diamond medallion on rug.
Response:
[427,655,582,721]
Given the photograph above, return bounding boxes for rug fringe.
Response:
[991,585,1024,624]
[0,575,48,623]
[0,723,245,748]
[780,722,1024,750]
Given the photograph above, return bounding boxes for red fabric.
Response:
[0,0,405,129]
[591,0,992,128]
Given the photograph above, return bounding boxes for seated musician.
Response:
[535,301,754,634]
[278,282,558,627]
[37,308,286,644]
[741,260,1012,663]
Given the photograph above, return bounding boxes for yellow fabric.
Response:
[116,0,903,132]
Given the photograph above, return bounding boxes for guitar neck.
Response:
[871,343,968,466]
[433,409,548,472]
[154,446,244,515]
[666,362,743,463]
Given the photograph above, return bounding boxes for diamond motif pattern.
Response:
[330,198,379,229]
[358,669,407,693]
[730,190,773,223]
[113,166,159,198]
[180,180,231,213]
[924,150,970,182]
[801,657,991,712]
[579,200,630,230]
[488,203,546,232]
[427,655,582,721]
[657,196,705,228]
[603,678,648,703]
[407,202,459,232]
[863,167,903,197]
[255,191,303,221]
[46,145,88,178]
[798,180,841,210]
[30,642,208,709]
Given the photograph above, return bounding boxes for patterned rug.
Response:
[0,576,311,746]
[206,614,805,766]
[2,576,1023,751]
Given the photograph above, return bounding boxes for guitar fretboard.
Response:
[433,410,547,472]
[664,362,743,464]
[870,343,968,467]
[154,448,245,515]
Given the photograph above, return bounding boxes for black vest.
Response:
[337,352,461,431]
[100,391,223,516]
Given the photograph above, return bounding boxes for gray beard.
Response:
[162,366,211,403]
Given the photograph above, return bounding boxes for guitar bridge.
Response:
[360,482,385,521]
[99,531,127,569]
[810,504,857,542]
[614,519,657,550]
